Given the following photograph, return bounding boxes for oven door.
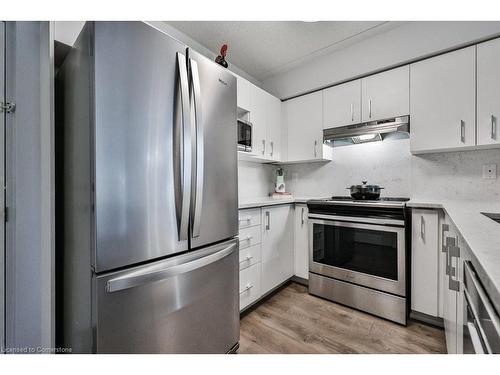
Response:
[309,218,406,296]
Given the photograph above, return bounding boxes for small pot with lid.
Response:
[347,181,384,200]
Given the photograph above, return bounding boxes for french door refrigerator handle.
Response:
[189,57,204,238]
[106,242,237,293]
[175,52,192,241]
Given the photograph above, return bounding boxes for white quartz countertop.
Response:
[238,196,324,209]
[409,199,500,313]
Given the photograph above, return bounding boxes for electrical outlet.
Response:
[482,164,497,179]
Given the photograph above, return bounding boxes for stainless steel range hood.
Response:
[323,116,410,146]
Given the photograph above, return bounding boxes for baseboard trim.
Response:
[410,310,444,328]
[291,275,308,286]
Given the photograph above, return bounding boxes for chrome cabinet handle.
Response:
[301,207,305,226]
[239,283,254,294]
[492,115,496,140]
[314,140,318,158]
[270,141,274,157]
[448,241,461,292]
[262,139,266,155]
[460,120,465,143]
[239,235,253,242]
[239,255,254,264]
[238,217,251,222]
[368,99,372,119]
[420,215,425,241]
[350,103,354,122]
[441,224,449,252]
[265,211,270,230]
[444,236,456,276]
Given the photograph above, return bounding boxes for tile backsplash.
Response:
[238,138,500,202]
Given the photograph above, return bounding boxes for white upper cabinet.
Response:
[236,74,250,112]
[284,91,332,163]
[361,65,409,122]
[249,84,268,157]
[410,46,476,153]
[265,93,282,161]
[323,79,361,128]
[477,38,500,147]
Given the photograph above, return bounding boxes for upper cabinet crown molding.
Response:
[410,46,476,154]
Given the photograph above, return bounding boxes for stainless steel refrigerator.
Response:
[57,21,239,353]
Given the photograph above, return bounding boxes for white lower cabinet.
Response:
[411,209,439,317]
[238,204,307,310]
[261,205,294,295]
[239,263,261,310]
[294,204,309,280]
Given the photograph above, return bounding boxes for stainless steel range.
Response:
[307,196,410,325]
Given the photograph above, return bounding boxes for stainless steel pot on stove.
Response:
[347,181,384,200]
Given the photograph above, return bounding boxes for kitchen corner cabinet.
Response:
[410,46,476,153]
[323,79,361,128]
[411,209,439,317]
[284,91,332,163]
[261,205,294,295]
[477,38,500,147]
[294,204,309,280]
[361,65,409,122]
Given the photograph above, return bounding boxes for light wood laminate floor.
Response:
[239,282,446,354]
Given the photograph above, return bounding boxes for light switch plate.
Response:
[482,164,497,179]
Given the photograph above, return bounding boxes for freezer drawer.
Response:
[94,239,239,353]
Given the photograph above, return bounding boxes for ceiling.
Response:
[165,21,403,81]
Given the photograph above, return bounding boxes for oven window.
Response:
[312,223,398,280]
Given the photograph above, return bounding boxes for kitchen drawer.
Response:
[238,208,261,229]
[238,225,261,249]
[239,263,261,311]
[239,243,261,271]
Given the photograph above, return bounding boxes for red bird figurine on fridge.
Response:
[215,44,229,68]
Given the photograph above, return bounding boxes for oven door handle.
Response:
[308,213,405,226]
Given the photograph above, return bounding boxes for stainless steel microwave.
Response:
[237,119,252,152]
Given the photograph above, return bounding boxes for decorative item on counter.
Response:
[215,44,229,68]
[275,168,286,193]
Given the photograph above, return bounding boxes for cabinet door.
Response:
[361,65,409,122]
[323,79,361,128]
[236,75,250,112]
[261,205,294,294]
[249,84,268,157]
[266,93,282,161]
[411,209,439,317]
[477,38,500,146]
[294,204,309,280]
[410,47,476,153]
[285,91,324,162]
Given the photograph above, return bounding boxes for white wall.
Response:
[238,161,278,200]
[281,139,500,202]
[263,21,500,99]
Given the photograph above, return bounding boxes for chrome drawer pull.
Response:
[239,283,254,294]
[239,255,254,264]
[238,217,251,222]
